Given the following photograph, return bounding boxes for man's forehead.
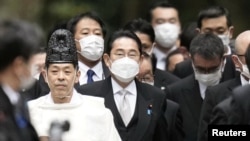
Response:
[201,16,228,28]
[193,54,221,66]
[49,63,75,69]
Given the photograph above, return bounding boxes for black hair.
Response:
[197,5,232,29]
[67,11,106,37]
[180,21,198,51]
[166,49,183,71]
[141,51,156,74]
[189,33,224,60]
[146,1,178,23]
[0,19,43,72]
[123,18,155,43]
[106,30,142,55]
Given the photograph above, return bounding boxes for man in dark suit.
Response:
[67,11,110,84]
[123,18,180,90]
[209,36,250,126]
[227,85,250,124]
[197,30,250,141]
[77,30,167,141]
[166,33,231,141]
[173,6,236,79]
[137,52,184,141]
[0,19,42,141]
[147,1,182,71]
[26,11,111,99]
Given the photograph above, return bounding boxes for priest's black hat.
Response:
[45,29,78,68]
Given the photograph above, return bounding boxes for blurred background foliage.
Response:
[0,0,249,41]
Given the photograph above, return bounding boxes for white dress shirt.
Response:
[111,78,137,117]
[78,61,104,85]
[2,84,20,105]
[153,45,177,70]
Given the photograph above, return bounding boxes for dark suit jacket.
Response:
[197,73,241,141]
[165,99,184,141]
[228,85,250,124]
[22,78,42,101]
[210,96,233,125]
[166,72,235,141]
[166,74,202,141]
[173,56,236,80]
[0,87,39,141]
[154,68,180,91]
[77,77,168,141]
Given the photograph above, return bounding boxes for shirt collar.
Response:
[225,46,232,55]
[2,84,20,105]
[153,46,167,61]
[153,45,178,61]
[111,78,137,96]
[78,60,103,79]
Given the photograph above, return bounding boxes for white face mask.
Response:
[154,23,180,48]
[110,57,139,83]
[193,64,222,86]
[217,33,230,47]
[76,35,104,61]
[236,56,250,79]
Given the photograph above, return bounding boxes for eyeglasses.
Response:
[192,64,222,74]
[137,74,154,83]
[112,52,140,59]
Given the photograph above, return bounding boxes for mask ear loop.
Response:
[147,43,155,55]
[236,56,250,79]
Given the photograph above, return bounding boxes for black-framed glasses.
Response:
[192,63,222,74]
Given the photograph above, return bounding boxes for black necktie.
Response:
[87,69,95,84]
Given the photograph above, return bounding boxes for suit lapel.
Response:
[131,82,153,141]
[181,75,203,121]
[221,56,236,82]
[102,78,121,126]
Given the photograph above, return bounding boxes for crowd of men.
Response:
[0,1,250,141]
